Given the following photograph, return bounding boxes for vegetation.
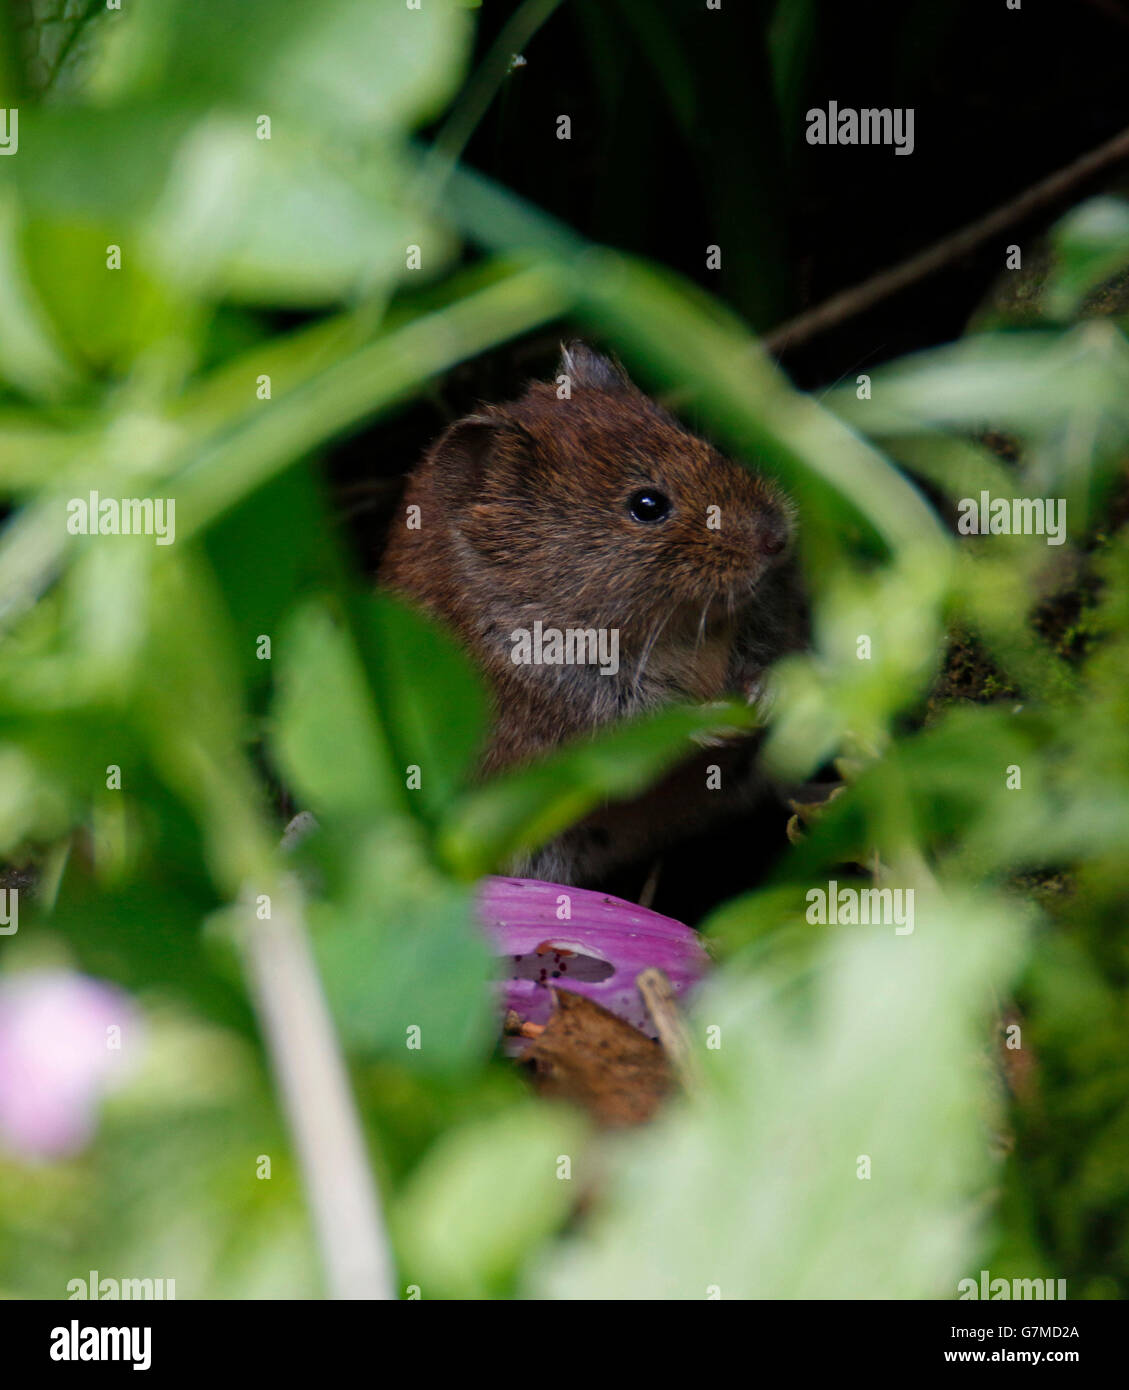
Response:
[0,0,1127,1300]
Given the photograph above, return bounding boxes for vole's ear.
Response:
[557,341,632,392]
[428,415,500,513]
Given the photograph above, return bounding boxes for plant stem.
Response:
[242,881,395,1301]
[764,125,1129,356]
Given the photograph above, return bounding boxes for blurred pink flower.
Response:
[0,970,140,1161]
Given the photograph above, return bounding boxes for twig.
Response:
[636,967,701,1090]
[416,0,565,206]
[764,125,1129,356]
[242,876,395,1300]
[503,1009,545,1039]
[637,858,662,910]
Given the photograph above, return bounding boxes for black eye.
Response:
[628,489,672,523]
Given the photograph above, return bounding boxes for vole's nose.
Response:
[756,515,789,557]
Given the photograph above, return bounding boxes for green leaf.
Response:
[168,262,570,540]
[88,0,474,138]
[0,191,79,398]
[13,0,112,97]
[0,414,85,492]
[142,117,449,307]
[134,550,274,892]
[202,463,340,697]
[1047,197,1129,320]
[438,699,761,878]
[768,0,817,138]
[353,592,488,825]
[394,1102,587,1298]
[310,821,495,1073]
[14,107,451,312]
[272,590,487,830]
[824,328,1129,441]
[530,883,1027,1298]
[20,213,190,375]
[271,598,404,822]
[762,556,947,780]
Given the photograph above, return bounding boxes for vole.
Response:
[380,344,806,885]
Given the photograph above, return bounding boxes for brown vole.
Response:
[380,344,806,884]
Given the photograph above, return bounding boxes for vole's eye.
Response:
[627,489,672,523]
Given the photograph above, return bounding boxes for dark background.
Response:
[457,0,1129,381]
[338,0,1129,521]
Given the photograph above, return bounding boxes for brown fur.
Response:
[380,345,806,883]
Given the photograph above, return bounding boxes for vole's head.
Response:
[428,345,794,639]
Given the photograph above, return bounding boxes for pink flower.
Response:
[477,878,709,1037]
[0,970,140,1161]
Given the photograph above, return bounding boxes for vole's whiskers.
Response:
[695,598,710,650]
[633,608,672,696]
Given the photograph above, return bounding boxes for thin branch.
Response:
[764,124,1129,357]
[636,967,701,1092]
[242,873,395,1301]
[417,0,565,206]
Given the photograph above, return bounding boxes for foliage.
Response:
[0,0,1127,1300]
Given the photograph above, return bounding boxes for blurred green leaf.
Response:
[20,213,188,375]
[0,190,78,398]
[169,262,570,540]
[354,592,488,825]
[143,118,446,307]
[89,0,473,138]
[763,556,946,779]
[825,327,1129,443]
[134,550,274,892]
[438,699,761,878]
[310,821,495,1073]
[12,107,449,313]
[13,0,112,97]
[0,413,84,491]
[272,597,404,822]
[395,1102,586,1298]
[1047,197,1129,320]
[273,591,487,828]
[532,884,1027,1298]
[768,0,816,139]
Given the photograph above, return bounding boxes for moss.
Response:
[926,629,1019,718]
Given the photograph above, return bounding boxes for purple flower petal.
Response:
[477,878,710,1037]
[0,970,141,1162]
